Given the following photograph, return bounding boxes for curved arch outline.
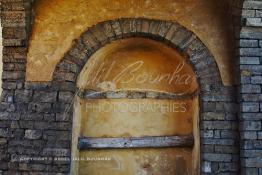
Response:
[53,18,222,87]
[52,18,225,174]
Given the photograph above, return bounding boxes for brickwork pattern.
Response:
[55,19,240,175]
[240,1,262,175]
[0,3,240,175]
[55,18,240,175]
[0,1,37,174]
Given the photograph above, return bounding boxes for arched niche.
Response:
[51,18,230,175]
[72,38,200,175]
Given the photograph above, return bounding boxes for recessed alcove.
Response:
[0,0,248,173]
[72,38,200,175]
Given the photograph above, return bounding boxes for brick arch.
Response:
[51,18,239,174]
[53,18,222,89]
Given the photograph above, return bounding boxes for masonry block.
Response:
[24,130,42,140]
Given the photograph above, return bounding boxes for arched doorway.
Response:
[72,38,199,175]
[51,18,235,174]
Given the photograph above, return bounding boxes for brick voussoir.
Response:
[89,24,110,45]
[99,21,116,40]
[0,17,239,174]
[119,18,133,37]
[109,19,123,39]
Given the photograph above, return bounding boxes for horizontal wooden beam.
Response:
[77,89,198,100]
[78,135,194,150]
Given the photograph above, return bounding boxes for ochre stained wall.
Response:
[71,38,200,175]
[76,98,199,175]
[27,0,235,85]
[77,38,198,93]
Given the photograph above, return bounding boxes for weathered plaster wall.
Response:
[27,0,235,85]
[77,98,198,175]
[77,38,198,93]
[0,11,240,174]
[73,37,200,174]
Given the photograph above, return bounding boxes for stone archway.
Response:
[51,18,239,174]
[73,37,200,175]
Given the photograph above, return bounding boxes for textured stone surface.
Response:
[240,1,262,174]
[240,40,259,47]
[33,91,57,103]
[244,1,262,10]
[240,57,260,65]
[52,19,238,174]
[24,0,239,85]
[58,91,74,103]
[24,129,42,140]
[240,27,262,39]
[43,148,70,157]
[0,12,240,175]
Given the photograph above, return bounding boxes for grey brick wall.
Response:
[240,0,262,175]
[0,14,241,174]
[0,1,253,175]
[54,18,240,175]
[0,1,51,174]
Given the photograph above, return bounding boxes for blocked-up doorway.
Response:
[71,38,200,175]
